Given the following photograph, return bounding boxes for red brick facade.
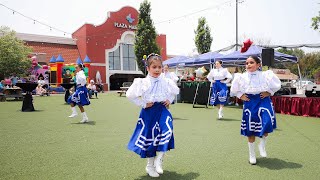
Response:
[22,6,167,90]
[26,42,79,64]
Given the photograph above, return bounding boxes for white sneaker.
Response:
[68,113,78,118]
[235,103,239,106]
[146,165,159,178]
[80,117,89,123]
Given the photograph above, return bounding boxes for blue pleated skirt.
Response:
[67,86,90,106]
[241,94,277,137]
[127,102,175,158]
[210,80,228,105]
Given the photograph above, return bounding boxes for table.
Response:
[16,83,38,112]
[60,83,75,102]
[118,87,129,97]
[3,88,23,100]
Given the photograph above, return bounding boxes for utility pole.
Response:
[236,0,239,50]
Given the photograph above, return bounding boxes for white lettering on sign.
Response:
[114,22,137,30]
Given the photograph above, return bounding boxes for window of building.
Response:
[122,44,136,71]
[108,46,121,70]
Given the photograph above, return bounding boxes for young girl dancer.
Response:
[126,53,179,177]
[207,60,232,119]
[68,64,90,123]
[230,56,281,165]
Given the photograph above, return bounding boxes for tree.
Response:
[194,17,213,54]
[311,11,320,31]
[277,48,320,80]
[134,0,160,75]
[0,26,32,79]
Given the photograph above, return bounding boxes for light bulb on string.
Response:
[12,11,15,15]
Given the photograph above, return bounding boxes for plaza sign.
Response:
[114,22,137,30]
[114,14,137,30]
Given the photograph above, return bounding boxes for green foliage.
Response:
[134,0,160,75]
[277,48,320,80]
[0,26,32,79]
[311,11,320,31]
[194,17,213,54]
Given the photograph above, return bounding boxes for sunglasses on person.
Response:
[146,53,162,61]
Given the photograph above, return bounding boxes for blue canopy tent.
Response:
[162,56,189,67]
[218,45,298,65]
[189,52,223,66]
[163,52,223,67]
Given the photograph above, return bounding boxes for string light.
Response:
[154,0,244,25]
[0,1,246,39]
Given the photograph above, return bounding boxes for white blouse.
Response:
[76,70,87,86]
[230,70,281,98]
[126,75,180,108]
[206,67,232,83]
[162,72,179,83]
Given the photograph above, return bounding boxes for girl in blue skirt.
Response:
[67,64,90,123]
[207,60,232,119]
[231,56,281,165]
[126,53,179,177]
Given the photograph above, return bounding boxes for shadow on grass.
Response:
[71,121,96,125]
[173,117,189,120]
[16,109,45,112]
[135,171,200,180]
[226,106,242,109]
[192,106,207,109]
[257,158,303,170]
[218,118,240,121]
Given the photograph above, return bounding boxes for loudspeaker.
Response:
[262,48,274,67]
[305,84,320,97]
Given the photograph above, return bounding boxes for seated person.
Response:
[36,84,47,96]
[4,77,12,88]
[0,80,6,93]
[38,75,50,95]
[87,80,98,99]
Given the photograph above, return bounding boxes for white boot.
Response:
[259,136,267,157]
[218,108,223,119]
[154,152,165,174]
[248,142,256,165]
[145,157,159,177]
[80,112,89,123]
[68,107,78,118]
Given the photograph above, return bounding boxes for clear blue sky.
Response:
[0,0,319,56]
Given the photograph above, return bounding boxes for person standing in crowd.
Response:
[162,64,179,83]
[207,60,232,119]
[10,73,18,86]
[67,64,90,123]
[230,56,281,165]
[126,53,179,178]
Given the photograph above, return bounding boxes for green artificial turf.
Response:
[0,93,319,179]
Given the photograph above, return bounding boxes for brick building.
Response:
[18,6,167,90]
